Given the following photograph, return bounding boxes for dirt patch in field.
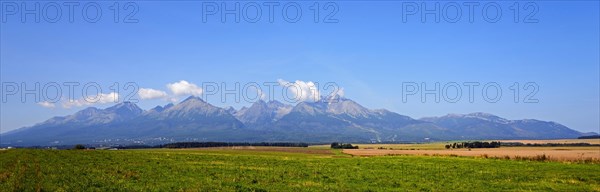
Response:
[343,147,600,161]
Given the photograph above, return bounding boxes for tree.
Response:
[73,144,86,150]
[330,142,340,148]
[330,143,358,149]
[447,141,501,149]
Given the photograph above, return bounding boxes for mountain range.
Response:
[1,96,594,146]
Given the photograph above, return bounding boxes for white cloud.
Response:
[257,88,267,100]
[336,87,345,97]
[278,79,320,102]
[37,101,56,108]
[62,92,119,108]
[168,97,180,103]
[138,88,168,100]
[167,80,203,96]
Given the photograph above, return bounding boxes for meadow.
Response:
[1,147,599,191]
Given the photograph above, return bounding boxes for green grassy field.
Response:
[1,148,599,191]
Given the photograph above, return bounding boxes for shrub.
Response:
[533,154,549,161]
[73,144,86,150]
[330,143,358,149]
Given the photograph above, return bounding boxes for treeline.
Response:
[330,142,358,149]
[161,142,309,148]
[445,141,501,149]
[578,135,600,139]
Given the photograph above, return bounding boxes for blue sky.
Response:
[1,1,599,133]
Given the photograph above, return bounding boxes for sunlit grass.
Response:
[1,148,599,191]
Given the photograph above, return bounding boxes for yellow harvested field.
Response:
[320,139,600,150]
[343,146,600,161]
[309,139,600,150]
[493,139,600,145]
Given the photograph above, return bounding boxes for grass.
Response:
[1,148,599,191]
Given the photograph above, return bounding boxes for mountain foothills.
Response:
[1,96,593,146]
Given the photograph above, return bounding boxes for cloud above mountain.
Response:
[35,79,343,109]
[167,80,203,96]
[37,101,56,108]
[36,80,202,109]
[61,92,120,108]
[138,80,203,101]
[138,88,168,100]
[277,79,321,102]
